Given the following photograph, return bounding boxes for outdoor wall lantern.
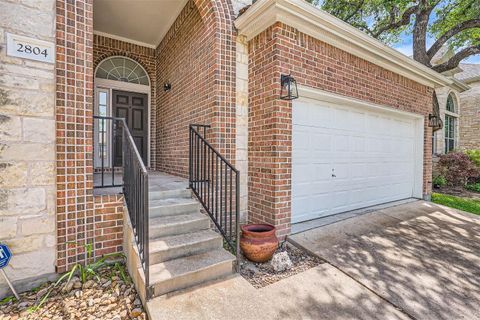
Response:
[164,82,172,92]
[280,74,298,100]
[429,91,443,131]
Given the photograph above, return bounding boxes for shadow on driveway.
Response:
[290,200,480,320]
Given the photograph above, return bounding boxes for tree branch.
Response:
[427,19,480,59]
[344,0,365,22]
[372,5,419,38]
[432,44,480,73]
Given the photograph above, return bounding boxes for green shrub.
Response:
[466,182,480,193]
[466,150,480,167]
[432,175,447,188]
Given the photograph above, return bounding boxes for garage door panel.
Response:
[292,98,419,222]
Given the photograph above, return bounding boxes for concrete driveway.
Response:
[290,200,480,320]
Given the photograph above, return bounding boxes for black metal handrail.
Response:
[93,116,151,298]
[93,116,123,188]
[189,125,240,268]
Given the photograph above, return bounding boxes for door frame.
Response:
[292,86,424,221]
[94,78,151,168]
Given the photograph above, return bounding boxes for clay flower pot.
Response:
[240,224,279,263]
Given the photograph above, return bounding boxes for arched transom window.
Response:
[95,57,149,85]
[446,93,456,113]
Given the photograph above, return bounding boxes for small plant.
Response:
[437,152,479,187]
[466,150,480,167]
[30,242,123,313]
[466,182,480,193]
[0,295,16,306]
[432,175,447,188]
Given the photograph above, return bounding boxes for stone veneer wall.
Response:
[459,81,480,150]
[0,0,57,297]
[248,23,434,238]
[93,35,157,168]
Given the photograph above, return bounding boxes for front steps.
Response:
[129,172,235,300]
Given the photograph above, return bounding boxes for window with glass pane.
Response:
[98,91,108,160]
[96,57,149,85]
[446,94,456,112]
[444,114,456,153]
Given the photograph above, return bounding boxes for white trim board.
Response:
[235,0,452,88]
[296,85,425,200]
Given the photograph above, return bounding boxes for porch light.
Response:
[280,74,298,100]
[428,114,443,130]
[429,91,443,131]
[164,82,172,92]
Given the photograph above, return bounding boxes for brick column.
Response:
[55,0,94,272]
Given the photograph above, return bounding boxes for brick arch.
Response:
[192,0,237,160]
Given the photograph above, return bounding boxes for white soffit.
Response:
[235,0,453,88]
[93,0,189,49]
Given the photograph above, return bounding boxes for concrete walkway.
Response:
[291,200,480,320]
[147,265,408,320]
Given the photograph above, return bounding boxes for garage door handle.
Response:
[332,174,336,178]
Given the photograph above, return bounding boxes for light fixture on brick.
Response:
[429,91,443,130]
[280,74,298,100]
[164,82,172,92]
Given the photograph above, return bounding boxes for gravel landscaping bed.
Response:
[240,241,324,288]
[0,263,146,320]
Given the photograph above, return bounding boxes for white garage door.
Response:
[292,96,422,224]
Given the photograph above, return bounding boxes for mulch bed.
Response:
[239,241,324,288]
[434,186,480,199]
[0,264,146,320]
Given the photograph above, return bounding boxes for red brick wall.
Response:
[154,0,236,177]
[248,23,433,238]
[56,0,95,272]
[93,195,124,257]
[93,35,157,168]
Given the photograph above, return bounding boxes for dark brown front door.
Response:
[113,90,148,166]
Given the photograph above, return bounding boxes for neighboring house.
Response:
[0,0,454,302]
[456,64,480,150]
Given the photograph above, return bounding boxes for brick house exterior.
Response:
[1,0,454,297]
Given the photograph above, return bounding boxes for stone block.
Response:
[0,64,54,80]
[0,73,40,90]
[0,114,21,141]
[0,187,46,216]
[0,248,55,282]
[0,88,54,116]
[0,161,27,187]
[23,117,55,143]
[0,217,17,239]
[19,215,54,236]
[29,161,55,185]
[4,234,47,254]
[0,143,55,161]
[0,2,55,39]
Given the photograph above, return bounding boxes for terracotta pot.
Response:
[240,224,278,263]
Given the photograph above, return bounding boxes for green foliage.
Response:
[432,193,480,215]
[433,175,447,188]
[466,150,480,167]
[436,152,479,187]
[319,0,480,66]
[0,296,16,306]
[466,182,480,193]
[30,242,124,313]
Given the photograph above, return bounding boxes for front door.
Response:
[113,90,148,166]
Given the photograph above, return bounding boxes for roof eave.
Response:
[235,0,453,89]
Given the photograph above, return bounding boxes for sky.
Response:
[392,33,480,64]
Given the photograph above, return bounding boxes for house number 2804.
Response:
[16,44,48,57]
[6,33,55,64]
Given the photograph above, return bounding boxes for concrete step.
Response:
[149,230,222,264]
[149,198,199,218]
[149,212,210,239]
[147,249,235,297]
[149,188,191,201]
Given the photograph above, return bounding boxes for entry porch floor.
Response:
[93,171,188,195]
